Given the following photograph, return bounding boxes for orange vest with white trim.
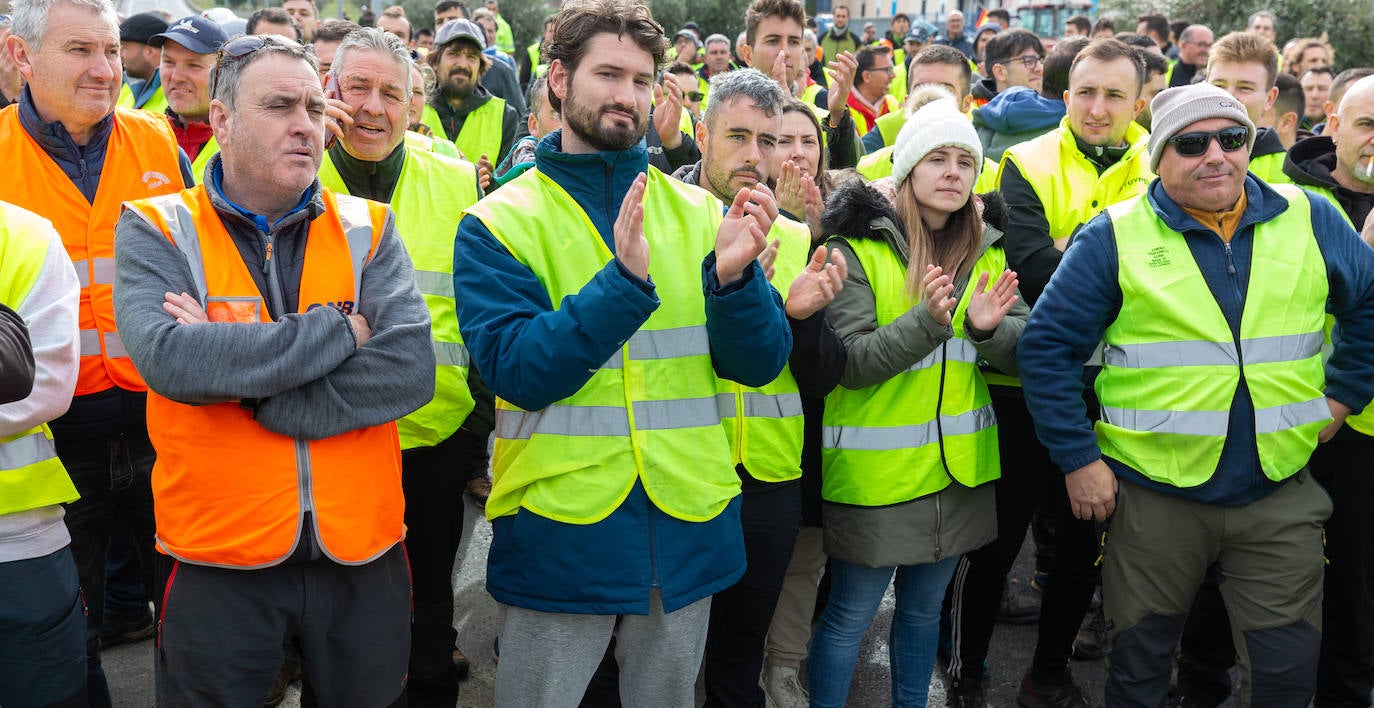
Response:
[126,186,405,568]
[0,106,183,396]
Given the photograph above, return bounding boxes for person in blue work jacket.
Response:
[452,0,792,706]
[1018,82,1374,708]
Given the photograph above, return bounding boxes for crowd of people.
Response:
[0,0,1371,707]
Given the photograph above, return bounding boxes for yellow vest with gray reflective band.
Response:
[1096,185,1330,487]
[821,237,1003,506]
[1001,120,1153,242]
[717,217,809,483]
[319,145,479,449]
[464,166,740,524]
[0,203,78,516]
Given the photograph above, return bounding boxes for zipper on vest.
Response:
[935,340,955,483]
[1222,239,1261,487]
[263,230,286,319]
[1223,241,1237,276]
[295,438,314,519]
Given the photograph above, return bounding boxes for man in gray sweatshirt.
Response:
[112,34,433,706]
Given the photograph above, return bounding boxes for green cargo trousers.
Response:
[1102,471,1332,708]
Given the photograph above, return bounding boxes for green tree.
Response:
[1096,0,1374,73]
[647,0,754,58]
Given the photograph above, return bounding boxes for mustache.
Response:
[733,167,762,181]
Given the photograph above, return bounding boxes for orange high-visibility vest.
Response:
[0,106,183,396]
[126,186,405,568]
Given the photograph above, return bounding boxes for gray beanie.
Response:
[1147,83,1256,172]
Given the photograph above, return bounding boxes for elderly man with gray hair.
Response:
[1019,81,1374,707]
[318,26,489,703]
[112,33,433,706]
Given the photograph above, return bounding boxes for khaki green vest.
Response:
[319,145,479,449]
[1096,186,1330,487]
[0,203,78,516]
[1001,119,1154,242]
[822,237,1004,506]
[1249,153,1290,185]
[422,97,506,163]
[718,217,809,483]
[465,167,740,524]
[190,135,219,186]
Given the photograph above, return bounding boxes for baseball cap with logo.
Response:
[151,15,229,55]
[905,21,937,44]
[435,18,485,51]
[119,13,169,45]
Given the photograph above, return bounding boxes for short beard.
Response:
[563,78,647,151]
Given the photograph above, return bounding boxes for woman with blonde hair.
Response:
[807,85,1027,706]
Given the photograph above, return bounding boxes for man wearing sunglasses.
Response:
[1020,81,1374,707]
[112,33,433,707]
[970,29,1045,109]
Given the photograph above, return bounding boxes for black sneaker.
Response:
[946,677,988,707]
[1071,606,1108,661]
[996,582,1042,624]
[100,610,154,648]
[1017,672,1090,708]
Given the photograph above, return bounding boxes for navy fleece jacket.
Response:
[1019,176,1374,506]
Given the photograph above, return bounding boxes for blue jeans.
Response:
[808,555,960,707]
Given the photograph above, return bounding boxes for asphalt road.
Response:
[103,498,1125,708]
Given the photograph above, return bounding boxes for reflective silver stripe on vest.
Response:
[1254,397,1331,434]
[143,197,209,301]
[1103,332,1322,369]
[602,325,711,369]
[413,269,454,298]
[633,396,720,430]
[79,329,102,357]
[904,338,981,373]
[72,259,91,288]
[823,403,996,451]
[0,432,58,470]
[1100,406,1228,435]
[434,340,469,367]
[716,393,737,418]
[741,392,803,418]
[91,258,117,286]
[497,404,630,439]
[104,332,129,358]
[335,196,376,301]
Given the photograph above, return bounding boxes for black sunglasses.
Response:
[1168,126,1249,157]
[686,90,705,102]
[210,35,270,100]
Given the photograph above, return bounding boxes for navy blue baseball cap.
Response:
[150,15,229,55]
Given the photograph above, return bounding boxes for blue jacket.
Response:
[453,130,792,613]
[972,88,1064,163]
[1019,176,1374,506]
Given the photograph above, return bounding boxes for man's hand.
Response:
[653,80,685,150]
[476,154,494,190]
[770,47,795,95]
[1359,213,1374,248]
[615,172,651,281]
[786,246,848,320]
[324,97,355,146]
[348,313,372,348]
[163,292,208,325]
[1319,397,1352,443]
[921,265,956,326]
[964,269,1020,333]
[826,52,859,119]
[757,238,780,282]
[715,186,777,286]
[1066,459,1118,521]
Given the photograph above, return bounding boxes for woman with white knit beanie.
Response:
[806,86,1030,707]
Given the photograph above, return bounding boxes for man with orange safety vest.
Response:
[0,0,194,703]
[112,34,433,706]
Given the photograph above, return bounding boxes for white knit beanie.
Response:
[891,88,983,186]
[1148,83,1256,172]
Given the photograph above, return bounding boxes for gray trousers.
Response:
[1103,472,1332,708]
[154,544,410,707]
[495,590,710,708]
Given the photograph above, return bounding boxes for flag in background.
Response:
[975,9,990,27]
